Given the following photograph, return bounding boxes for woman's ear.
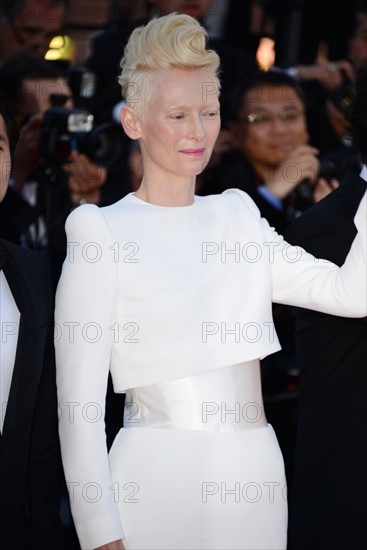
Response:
[120,106,142,139]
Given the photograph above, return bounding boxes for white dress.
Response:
[109,361,287,550]
[55,189,366,550]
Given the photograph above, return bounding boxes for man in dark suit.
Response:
[0,94,62,547]
[286,71,367,550]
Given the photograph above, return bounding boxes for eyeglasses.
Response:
[239,109,305,125]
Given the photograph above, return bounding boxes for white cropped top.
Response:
[55,188,366,549]
[56,189,366,392]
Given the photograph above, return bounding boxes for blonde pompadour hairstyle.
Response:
[118,12,221,113]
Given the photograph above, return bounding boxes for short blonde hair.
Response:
[118,12,221,113]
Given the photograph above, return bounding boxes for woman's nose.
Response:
[189,115,205,140]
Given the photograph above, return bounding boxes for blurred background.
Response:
[1,1,367,547]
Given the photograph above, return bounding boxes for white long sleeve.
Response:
[228,188,367,317]
[55,204,124,549]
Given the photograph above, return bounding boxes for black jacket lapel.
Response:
[0,242,45,442]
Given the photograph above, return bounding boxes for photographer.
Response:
[200,70,338,235]
[0,51,117,287]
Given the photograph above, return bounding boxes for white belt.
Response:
[123,361,268,433]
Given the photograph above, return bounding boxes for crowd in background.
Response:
[1,0,366,284]
[0,1,367,548]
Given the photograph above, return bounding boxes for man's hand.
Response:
[266,145,320,199]
[63,150,107,205]
[313,177,339,203]
[296,60,355,90]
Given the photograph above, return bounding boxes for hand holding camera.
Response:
[63,150,107,205]
[265,144,320,200]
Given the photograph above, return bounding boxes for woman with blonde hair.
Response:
[56,13,366,550]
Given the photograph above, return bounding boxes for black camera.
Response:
[40,105,124,168]
[319,151,361,182]
[328,79,356,115]
[289,179,314,214]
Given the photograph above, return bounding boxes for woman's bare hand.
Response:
[95,540,125,550]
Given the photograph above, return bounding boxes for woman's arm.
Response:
[55,205,125,549]
[232,188,367,317]
[269,189,366,315]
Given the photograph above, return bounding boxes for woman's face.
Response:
[137,67,220,184]
[0,114,11,202]
[233,85,308,167]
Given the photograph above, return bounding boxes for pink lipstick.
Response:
[180,148,205,157]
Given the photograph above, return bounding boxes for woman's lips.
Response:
[180,148,206,157]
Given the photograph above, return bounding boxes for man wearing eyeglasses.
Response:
[0,0,65,65]
[224,70,341,235]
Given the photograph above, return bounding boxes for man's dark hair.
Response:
[0,50,62,112]
[229,69,306,121]
[0,91,18,163]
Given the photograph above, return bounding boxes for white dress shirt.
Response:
[0,271,20,432]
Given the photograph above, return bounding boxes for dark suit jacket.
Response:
[286,170,367,550]
[0,240,62,549]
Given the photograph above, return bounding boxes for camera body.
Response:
[327,79,356,116]
[40,106,124,168]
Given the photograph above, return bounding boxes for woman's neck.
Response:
[135,177,196,207]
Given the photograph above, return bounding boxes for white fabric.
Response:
[118,360,287,550]
[124,360,266,432]
[55,188,367,549]
[118,361,284,549]
[0,272,20,432]
[110,423,287,549]
[360,164,367,181]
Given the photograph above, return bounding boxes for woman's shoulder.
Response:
[66,202,100,224]
[65,203,116,246]
[215,188,261,218]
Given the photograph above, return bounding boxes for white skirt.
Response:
[109,363,287,549]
